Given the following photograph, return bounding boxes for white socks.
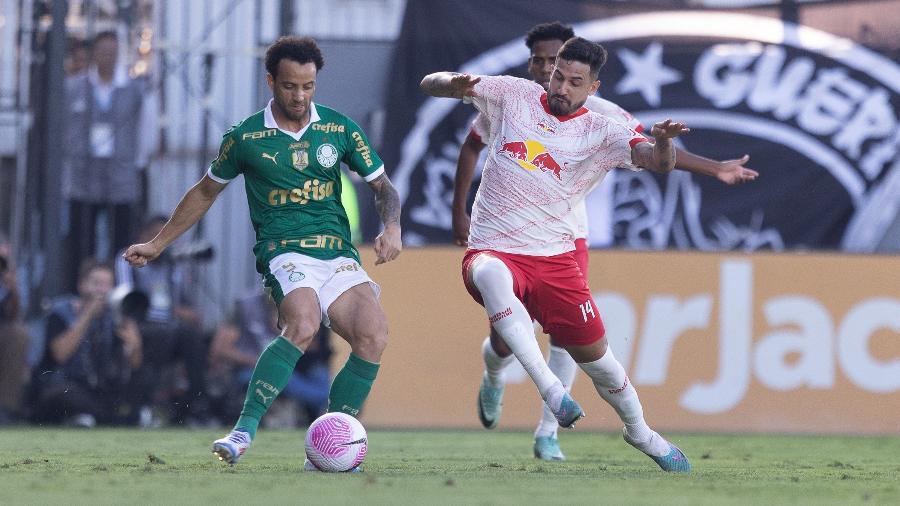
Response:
[481,336,514,388]
[470,256,565,406]
[535,345,578,438]
[579,348,669,457]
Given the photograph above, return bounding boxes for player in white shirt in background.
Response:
[451,22,757,462]
[424,36,694,472]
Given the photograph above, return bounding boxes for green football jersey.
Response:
[208,101,383,268]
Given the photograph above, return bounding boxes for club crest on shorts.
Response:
[282,262,305,282]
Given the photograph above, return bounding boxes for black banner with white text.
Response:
[379,1,900,252]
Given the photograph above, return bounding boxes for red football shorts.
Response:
[461,248,605,346]
[573,238,589,278]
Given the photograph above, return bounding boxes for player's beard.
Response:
[548,93,575,116]
[275,96,308,123]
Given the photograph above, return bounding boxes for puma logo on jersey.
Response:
[262,152,279,165]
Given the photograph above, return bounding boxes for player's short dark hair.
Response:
[93,30,118,47]
[77,258,112,282]
[265,36,325,78]
[557,37,607,79]
[525,22,575,51]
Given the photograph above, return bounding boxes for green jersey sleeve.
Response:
[342,119,384,182]
[208,130,241,182]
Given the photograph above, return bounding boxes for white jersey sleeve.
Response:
[469,112,490,144]
[571,115,645,241]
[573,96,646,241]
[585,95,643,132]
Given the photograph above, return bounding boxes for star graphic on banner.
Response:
[615,42,683,107]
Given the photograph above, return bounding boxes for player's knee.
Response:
[470,256,512,293]
[281,319,320,350]
[489,328,513,357]
[352,315,389,359]
[597,337,609,358]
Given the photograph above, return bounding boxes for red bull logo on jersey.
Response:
[498,139,563,180]
[536,122,555,134]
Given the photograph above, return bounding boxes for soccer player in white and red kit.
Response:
[453,22,757,463]
[422,37,692,472]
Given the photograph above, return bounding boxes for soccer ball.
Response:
[304,412,368,472]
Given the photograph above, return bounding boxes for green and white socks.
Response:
[234,336,303,439]
[234,338,381,440]
[328,353,380,417]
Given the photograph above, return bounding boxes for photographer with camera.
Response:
[0,233,31,425]
[31,259,147,426]
[114,216,212,426]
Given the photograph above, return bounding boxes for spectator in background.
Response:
[66,37,91,76]
[31,260,146,427]
[209,291,332,426]
[115,216,211,425]
[0,233,31,425]
[62,30,155,287]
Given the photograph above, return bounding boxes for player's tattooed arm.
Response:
[632,119,689,173]
[368,174,402,264]
[420,72,481,99]
[368,174,401,228]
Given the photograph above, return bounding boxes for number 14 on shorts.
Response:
[579,299,596,322]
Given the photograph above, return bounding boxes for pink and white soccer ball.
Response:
[304,412,368,472]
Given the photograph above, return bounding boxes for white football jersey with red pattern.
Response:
[469,93,645,242]
[469,112,491,143]
[467,75,646,256]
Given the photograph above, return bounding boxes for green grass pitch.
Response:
[0,428,897,505]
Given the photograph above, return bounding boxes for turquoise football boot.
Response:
[552,392,584,428]
[624,430,692,473]
[533,435,566,461]
[477,376,504,429]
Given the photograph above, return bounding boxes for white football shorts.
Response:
[267,252,380,327]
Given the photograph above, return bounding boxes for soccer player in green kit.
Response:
[123,37,402,468]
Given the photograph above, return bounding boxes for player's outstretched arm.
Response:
[368,174,402,265]
[632,119,689,173]
[674,150,759,185]
[122,175,227,267]
[420,72,481,99]
[452,134,486,247]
